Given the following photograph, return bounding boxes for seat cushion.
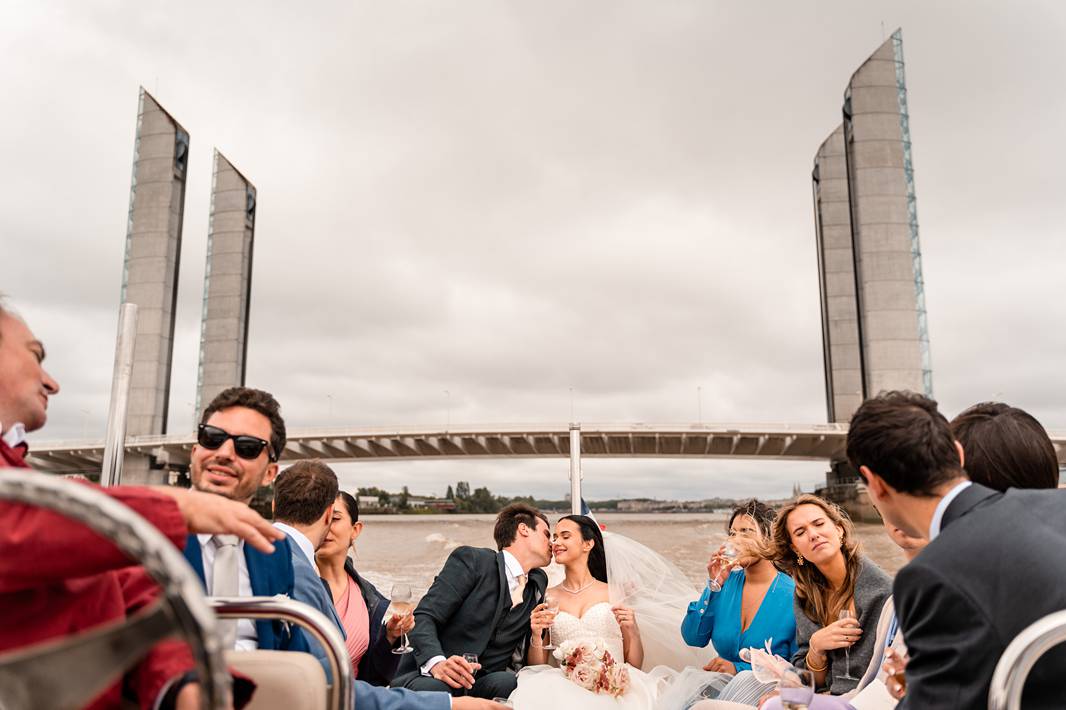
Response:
[225,650,327,710]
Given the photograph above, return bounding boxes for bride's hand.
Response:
[530,602,557,634]
[611,605,637,633]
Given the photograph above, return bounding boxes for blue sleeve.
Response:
[734,658,752,672]
[354,680,451,710]
[680,583,717,647]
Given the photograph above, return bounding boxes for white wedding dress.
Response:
[510,601,664,709]
[510,532,727,710]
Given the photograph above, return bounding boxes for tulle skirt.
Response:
[511,664,732,710]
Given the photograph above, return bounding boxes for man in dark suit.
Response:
[394,503,553,700]
[847,391,1066,709]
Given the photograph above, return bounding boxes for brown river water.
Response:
[346,512,907,596]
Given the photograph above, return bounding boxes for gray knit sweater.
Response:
[792,556,893,695]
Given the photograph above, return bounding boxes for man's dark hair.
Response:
[950,402,1059,491]
[846,390,963,496]
[493,503,549,551]
[273,460,339,525]
[201,386,286,461]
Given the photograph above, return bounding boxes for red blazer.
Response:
[0,441,195,709]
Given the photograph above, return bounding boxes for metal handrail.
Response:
[0,469,229,710]
[209,597,352,710]
[988,609,1066,710]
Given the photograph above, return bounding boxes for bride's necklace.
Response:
[559,578,596,594]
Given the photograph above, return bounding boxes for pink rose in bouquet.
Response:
[554,639,630,697]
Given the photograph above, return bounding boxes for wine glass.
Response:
[542,592,560,650]
[462,652,480,676]
[709,543,738,592]
[779,667,815,710]
[837,610,859,680]
[390,583,415,655]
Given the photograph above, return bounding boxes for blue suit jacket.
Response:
[182,533,310,654]
[283,532,346,681]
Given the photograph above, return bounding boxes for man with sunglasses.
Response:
[183,386,311,655]
[184,387,508,710]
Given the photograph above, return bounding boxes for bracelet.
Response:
[805,651,828,672]
[530,642,544,649]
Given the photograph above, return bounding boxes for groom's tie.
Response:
[511,573,528,608]
[211,534,240,648]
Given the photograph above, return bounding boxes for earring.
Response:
[797,555,805,566]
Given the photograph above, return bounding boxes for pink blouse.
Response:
[335,577,371,677]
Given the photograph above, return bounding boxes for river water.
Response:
[348,512,907,596]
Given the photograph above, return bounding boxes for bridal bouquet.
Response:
[553,638,631,697]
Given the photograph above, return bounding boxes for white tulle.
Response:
[514,532,728,709]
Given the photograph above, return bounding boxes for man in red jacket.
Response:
[0,300,280,709]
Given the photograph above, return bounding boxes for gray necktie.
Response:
[211,535,240,648]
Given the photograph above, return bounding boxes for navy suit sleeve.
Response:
[408,547,483,667]
[895,561,1001,710]
[354,679,450,710]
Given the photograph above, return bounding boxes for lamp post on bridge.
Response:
[569,423,582,515]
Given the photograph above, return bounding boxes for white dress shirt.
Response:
[421,550,526,676]
[273,522,316,566]
[197,533,258,650]
[1,421,27,448]
[928,480,972,542]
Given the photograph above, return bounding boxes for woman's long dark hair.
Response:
[559,514,607,584]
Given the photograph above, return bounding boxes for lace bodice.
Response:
[551,602,625,661]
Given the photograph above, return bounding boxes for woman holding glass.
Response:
[316,491,415,686]
[769,494,891,696]
[681,499,797,676]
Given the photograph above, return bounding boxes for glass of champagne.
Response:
[462,652,480,677]
[709,544,738,592]
[542,592,560,650]
[390,583,415,655]
[779,667,815,710]
[837,610,859,680]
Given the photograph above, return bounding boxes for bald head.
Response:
[0,308,60,433]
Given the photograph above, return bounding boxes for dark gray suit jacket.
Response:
[895,483,1066,709]
[395,546,548,682]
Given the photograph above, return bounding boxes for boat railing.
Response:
[208,596,352,710]
[0,469,230,710]
[988,609,1066,710]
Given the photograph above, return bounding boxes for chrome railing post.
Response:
[988,609,1066,710]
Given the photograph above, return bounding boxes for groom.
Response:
[394,503,552,699]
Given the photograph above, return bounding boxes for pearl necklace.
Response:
[559,579,597,594]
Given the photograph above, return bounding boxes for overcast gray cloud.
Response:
[2,0,1063,500]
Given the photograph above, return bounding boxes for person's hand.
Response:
[530,602,557,636]
[159,487,283,554]
[174,683,234,710]
[809,616,862,654]
[453,699,509,710]
[702,656,737,675]
[706,544,731,587]
[611,605,638,633]
[882,647,908,700]
[430,655,479,690]
[384,610,415,644]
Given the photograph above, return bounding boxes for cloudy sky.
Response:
[3,1,1063,501]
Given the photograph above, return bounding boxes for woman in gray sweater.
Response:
[770,494,892,696]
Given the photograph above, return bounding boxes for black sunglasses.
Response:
[197,424,277,461]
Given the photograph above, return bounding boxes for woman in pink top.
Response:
[317,491,414,686]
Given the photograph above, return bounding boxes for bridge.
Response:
[25,422,1066,475]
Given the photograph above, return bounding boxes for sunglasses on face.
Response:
[197,424,277,461]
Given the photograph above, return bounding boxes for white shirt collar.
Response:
[502,550,525,586]
[1,422,27,448]
[273,522,316,566]
[929,480,972,541]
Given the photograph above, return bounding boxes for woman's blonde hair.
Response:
[767,494,862,627]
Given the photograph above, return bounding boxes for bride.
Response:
[509,515,721,709]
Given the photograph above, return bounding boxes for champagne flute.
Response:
[390,583,415,655]
[462,652,480,676]
[779,667,815,710]
[542,592,560,650]
[837,610,859,680]
[709,544,738,592]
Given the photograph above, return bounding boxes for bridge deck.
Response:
[25,422,1066,475]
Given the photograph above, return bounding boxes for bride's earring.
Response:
[797,555,805,566]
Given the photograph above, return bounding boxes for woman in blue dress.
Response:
[681,499,797,679]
